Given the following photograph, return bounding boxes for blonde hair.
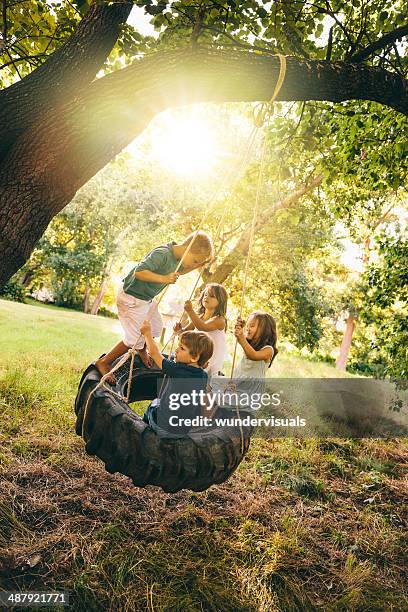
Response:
[179,331,214,368]
[182,231,214,260]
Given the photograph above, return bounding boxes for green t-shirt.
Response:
[122,241,183,301]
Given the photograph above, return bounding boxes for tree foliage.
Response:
[350,232,407,380]
[20,157,168,309]
[135,0,408,76]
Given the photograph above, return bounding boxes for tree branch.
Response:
[6,49,406,201]
[0,1,132,158]
[0,53,48,70]
[10,1,132,90]
[325,26,333,62]
[1,0,6,42]
[202,25,276,54]
[350,23,408,63]
[202,174,323,286]
[191,7,206,48]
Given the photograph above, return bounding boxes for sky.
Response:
[127,6,157,37]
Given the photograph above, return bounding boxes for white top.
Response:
[210,345,274,411]
[205,328,227,379]
[235,345,274,380]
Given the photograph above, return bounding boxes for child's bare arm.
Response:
[239,339,273,362]
[234,320,273,362]
[140,321,163,368]
[184,301,225,331]
[134,270,179,284]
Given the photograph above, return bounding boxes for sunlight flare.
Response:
[150,114,219,177]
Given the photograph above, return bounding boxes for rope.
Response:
[158,122,259,355]
[229,138,268,379]
[156,124,260,400]
[229,53,287,454]
[231,53,286,378]
[253,54,287,128]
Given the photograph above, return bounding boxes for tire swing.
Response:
[74,353,254,493]
[74,55,286,493]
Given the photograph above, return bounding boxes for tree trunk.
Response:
[83,282,91,314]
[334,203,395,370]
[335,312,357,371]
[21,268,36,288]
[0,2,407,286]
[90,256,115,315]
[90,277,109,315]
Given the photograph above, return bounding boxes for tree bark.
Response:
[0,1,133,160]
[83,281,91,313]
[335,312,357,371]
[90,277,109,315]
[0,5,407,286]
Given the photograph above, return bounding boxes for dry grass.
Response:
[0,300,407,610]
[1,438,407,611]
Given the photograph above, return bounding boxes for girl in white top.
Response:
[173,283,228,379]
[209,311,278,414]
[234,311,278,379]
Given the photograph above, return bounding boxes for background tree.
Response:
[350,231,407,381]
[19,156,169,311]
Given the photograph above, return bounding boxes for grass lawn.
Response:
[0,298,407,610]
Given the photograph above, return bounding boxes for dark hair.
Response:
[197,283,228,331]
[247,311,278,367]
[179,331,214,368]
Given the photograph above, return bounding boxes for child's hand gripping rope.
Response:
[234,317,245,340]
[165,272,180,284]
[184,299,194,314]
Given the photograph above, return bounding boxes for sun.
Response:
[148,110,220,178]
[126,105,254,180]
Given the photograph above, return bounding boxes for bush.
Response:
[97,306,117,319]
[0,279,26,302]
[51,279,83,310]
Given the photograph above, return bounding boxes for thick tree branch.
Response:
[0,0,132,159]
[4,50,388,201]
[15,1,132,89]
[64,50,408,188]
[350,24,408,63]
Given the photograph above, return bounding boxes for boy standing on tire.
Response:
[96,231,214,384]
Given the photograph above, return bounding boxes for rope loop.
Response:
[251,53,286,129]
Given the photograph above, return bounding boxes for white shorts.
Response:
[116,286,163,349]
